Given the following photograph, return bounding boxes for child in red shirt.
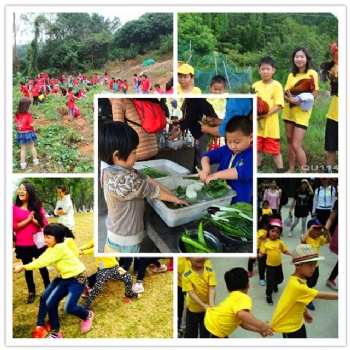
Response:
[14,97,39,170]
[16,81,30,98]
[67,87,76,122]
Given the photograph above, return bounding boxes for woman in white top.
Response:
[54,185,75,230]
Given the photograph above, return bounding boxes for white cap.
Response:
[294,93,314,111]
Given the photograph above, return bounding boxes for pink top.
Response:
[263,189,280,210]
[13,205,48,246]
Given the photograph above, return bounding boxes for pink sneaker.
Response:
[81,311,94,333]
[153,264,167,273]
[247,271,253,278]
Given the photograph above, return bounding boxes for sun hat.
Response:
[291,244,325,265]
[178,63,194,75]
[293,92,314,111]
[307,218,323,229]
[269,218,283,228]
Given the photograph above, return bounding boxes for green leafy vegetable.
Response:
[139,166,168,178]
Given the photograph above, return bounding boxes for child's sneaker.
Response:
[326,279,338,290]
[259,279,266,286]
[153,264,167,273]
[132,282,144,294]
[32,326,48,338]
[81,311,94,333]
[247,271,253,278]
[33,159,39,165]
[50,331,63,338]
[20,162,27,170]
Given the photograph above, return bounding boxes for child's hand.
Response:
[259,321,274,337]
[173,198,189,207]
[303,310,313,323]
[204,174,217,185]
[13,265,25,273]
[198,170,210,182]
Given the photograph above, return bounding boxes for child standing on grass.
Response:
[204,267,274,338]
[13,224,94,338]
[252,56,284,173]
[247,214,270,284]
[300,218,331,311]
[259,219,292,306]
[16,81,30,98]
[67,87,76,122]
[199,116,253,204]
[182,257,217,338]
[78,238,139,309]
[271,244,338,338]
[98,120,189,253]
[14,97,39,170]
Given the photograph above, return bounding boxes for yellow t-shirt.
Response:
[257,228,268,249]
[259,238,288,266]
[271,275,318,333]
[182,264,217,313]
[282,70,319,127]
[326,95,338,122]
[204,291,252,338]
[252,80,284,139]
[305,236,327,267]
[262,208,273,216]
[177,84,201,94]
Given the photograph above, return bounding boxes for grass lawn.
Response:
[12,212,173,339]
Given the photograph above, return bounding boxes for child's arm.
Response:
[188,290,210,311]
[148,178,174,196]
[315,290,338,300]
[283,250,292,256]
[303,309,313,324]
[208,286,216,308]
[301,227,311,243]
[237,310,274,336]
[322,228,332,243]
[257,105,282,120]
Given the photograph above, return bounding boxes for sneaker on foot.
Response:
[266,296,273,306]
[288,231,293,237]
[20,162,27,170]
[33,159,39,165]
[153,264,167,273]
[50,331,63,338]
[81,311,94,333]
[132,282,144,294]
[32,326,48,338]
[326,279,338,290]
[247,271,253,278]
[306,302,315,311]
[259,279,266,286]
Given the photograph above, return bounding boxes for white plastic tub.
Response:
[147,175,236,227]
[134,159,190,179]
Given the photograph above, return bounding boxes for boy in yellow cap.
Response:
[271,244,338,338]
[177,63,201,94]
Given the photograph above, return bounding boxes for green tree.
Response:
[27,19,39,78]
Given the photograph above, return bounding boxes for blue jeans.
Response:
[37,276,88,331]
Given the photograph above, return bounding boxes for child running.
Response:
[259,218,292,306]
[199,116,253,204]
[99,120,188,253]
[14,97,39,170]
[300,218,332,311]
[78,238,139,309]
[13,223,94,338]
[204,267,274,338]
[271,244,338,338]
[182,257,217,338]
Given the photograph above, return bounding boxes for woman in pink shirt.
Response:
[263,180,282,217]
[13,181,50,303]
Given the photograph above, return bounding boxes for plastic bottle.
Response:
[159,136,165,149]
[186,132,194,147]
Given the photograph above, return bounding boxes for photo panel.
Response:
[96,96,254,255]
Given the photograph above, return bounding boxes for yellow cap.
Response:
[178,63,194,75]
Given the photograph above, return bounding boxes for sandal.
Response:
[26,292,35,304]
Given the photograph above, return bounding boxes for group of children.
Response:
[178,228,337,339]
[178,44,338,174]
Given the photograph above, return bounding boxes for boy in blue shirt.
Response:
[199,116,253,204]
